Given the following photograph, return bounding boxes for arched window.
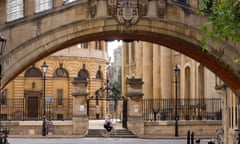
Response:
[96,70,103,79]
[96,66,103,79]
[77,69,89,80]
[24,66,42,77]
[53,68,69,78]
[198,65,205,99]
[184,67,191,99]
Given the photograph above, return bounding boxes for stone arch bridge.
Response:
[0,0,239,94]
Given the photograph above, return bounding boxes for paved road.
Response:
[8,137,213,144]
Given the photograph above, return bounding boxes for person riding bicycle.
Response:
[103,115,114,134]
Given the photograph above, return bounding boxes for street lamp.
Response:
[41,61,48,136]
[174,64,180,137]
[0,34,6,80]
[0,34,6,121]
[0,34,10,143]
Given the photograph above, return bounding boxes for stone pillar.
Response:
[224,86,229,144]
[153,44,160,104]
[54,0,63,7]
[160,46,172,99]
[71,78,89,136]
[142,42,153,99]
[96,0,108,17]
[125,77,144,136]
[24,0,35,17]
[0,1,6,24]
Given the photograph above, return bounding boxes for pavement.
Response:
[6,120,215,143]
[7,137,214,144]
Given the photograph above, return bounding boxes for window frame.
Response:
[6,0,24,22]
[35,0,53,13]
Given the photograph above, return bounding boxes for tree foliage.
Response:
[199,0,240,51]
[112,68,122,93]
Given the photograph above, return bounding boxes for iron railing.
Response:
[143,98,222,121]
[0,98,73,121]
[0,98,223,121]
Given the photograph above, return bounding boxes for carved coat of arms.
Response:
[108,0,148,26]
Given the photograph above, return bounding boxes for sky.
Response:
[107,40,122,62]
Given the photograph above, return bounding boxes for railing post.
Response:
[187,130,190,144]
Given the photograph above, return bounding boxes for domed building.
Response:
[1,41,109,121]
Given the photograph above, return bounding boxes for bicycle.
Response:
[215,128,224,144]
[102,127,116,137]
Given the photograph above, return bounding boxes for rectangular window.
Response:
[7,0,24,22]
[77,43,88,49]
[95,41,102,50]
[57,89,63,106]
[1,89,7,105]
[35,0,53,13]
[63,0,78,4]
[199,0,216,12]
[173,0,189,5]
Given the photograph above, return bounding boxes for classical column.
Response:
[147,0,158,17]
[24,0,35,17]
[71,78,89,136]
[142,42,153,99]
[153,44,160,111]
[136,41,143,78]
[125,77,144,136]
[97,0,107,17]
[160,46,172,99]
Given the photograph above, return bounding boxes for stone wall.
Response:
[143,120,222,138]
[2,121,72,136]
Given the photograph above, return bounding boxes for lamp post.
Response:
[0,34,6,123]
[0,34,6,80]
[174,64,180,137]
[41,61,48,136]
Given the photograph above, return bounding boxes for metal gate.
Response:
[87,97,128,128]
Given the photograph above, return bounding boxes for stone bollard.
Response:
[191,132,194,144]
[238,133,240,144]
[187,130,190,144]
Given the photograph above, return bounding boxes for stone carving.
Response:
[108,0,148,26]
[88,0,97,18]
[157,0,167,18]
[139,0,148,16]
[108,0,117,16]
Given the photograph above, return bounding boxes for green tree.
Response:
[199,0,240,51]
[112,68,122,112]
[112,68,122,93]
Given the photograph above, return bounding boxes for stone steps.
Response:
[87,129,136,138]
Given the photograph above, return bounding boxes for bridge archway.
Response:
[0,1,239,94]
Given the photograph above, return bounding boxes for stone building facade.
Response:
[1,41,109,121]
[122,41,221,100]
[121,41,228,138]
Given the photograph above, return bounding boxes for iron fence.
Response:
[0,98,73,121]
[143,98,222,121]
